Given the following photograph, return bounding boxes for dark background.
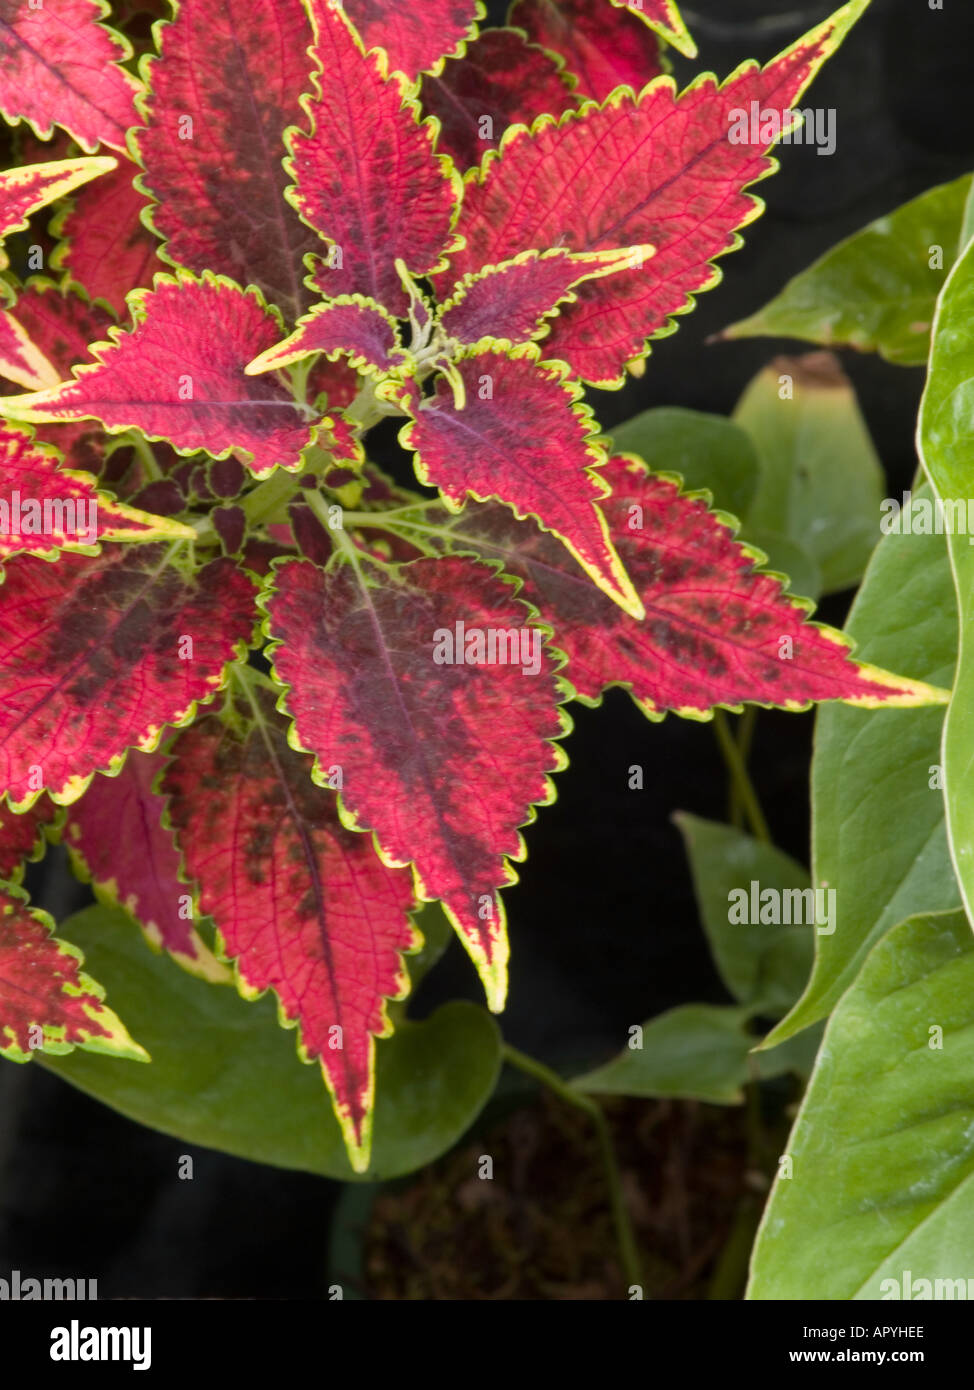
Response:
[1,0,972,1298]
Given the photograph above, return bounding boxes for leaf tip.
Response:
[846,663,951,709]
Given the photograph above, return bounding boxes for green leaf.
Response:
[766,480,958,1046]
[739,527,821,603]
[608,406,760,521]
[387,901,453,1022]
[753,1024,822,1084]
[749,910,974,1300]
[723,173,972,366]
[732,353,885,595]
[36,905,502,1182]
[675,814,814,1017]
[962,178,974,248]
[571,1005,755,1105]
[918,235,974,941]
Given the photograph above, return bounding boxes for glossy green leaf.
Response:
[918,235,974,941]
[732,353,885,595]
[749,910,974,1300]
[675,814,814,1017]
[766,480,958,1045]
[723,173,972,366]
[571,1004,754,1104]
[608,406,760,521]
[961,178,974,247]
[37,905,501,1182]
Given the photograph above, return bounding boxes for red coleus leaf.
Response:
[0,547,256,809]
[0,308,60,391]
[397,348,643,617]
[51,159,163,319]
[133,0,317,319]
[425,458,943,715]
[0,797,57,884]
[162,683,418,1170]
[343,0,482,79]
[307,357,360,412]
[287,0,460,317]
[419,28,573,169]
[0,886,146,1061]
[0,281,115,473]
[613,0,696,59]
[509,0,664,104]
[5,280,114,374]
[318,412,363,466]
[0,0,140,152]
[438,246,649,347]
[3,274,315,478]
[247,296,406,378]
[0,422,193,562]
[65,751,225,979]
[447,1,866,384]
[213,505,246,555]
[265,554,569,1011]
[0,157,117,267]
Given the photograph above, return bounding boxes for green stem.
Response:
[706,1194,761,1300]
[239,467,305,529]
[712,709,771,845]
[289,356,314,408]
[729,706,757,829]
[708,1063,766,1300]
[342,503,450,525]
[342,375,405,431]
[127,431,162,482]
[501,1043,644,1292]
[322,511,401,574]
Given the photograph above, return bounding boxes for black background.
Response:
[1,0,972,1298]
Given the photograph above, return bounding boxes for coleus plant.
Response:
[0,0,945,1173]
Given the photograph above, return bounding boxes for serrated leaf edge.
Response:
[0,880,149,1062]
[257,551,576,1015]
[452,0,871,387]
[396,341,646,619]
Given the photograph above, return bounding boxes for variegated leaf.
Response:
[343,0,482,78]
[404,457,946,717]
[509,0,664,104]
[65,751,225,979]
[447,2,868,384]
[2,274,315,478]
[0,0,140,151]
[420,28,572,168]
[0,157,117,269]
[264,553,570,1012]
[398,348,644,617]
[133,0,318,319]
[287,0,460,316]
[0,547,256,808]
[162,683,418,1170]
[0,886,147,1061]
[0,421,193,561]
[247,296,406,378]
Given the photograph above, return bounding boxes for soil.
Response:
[362,1092,790,1301]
